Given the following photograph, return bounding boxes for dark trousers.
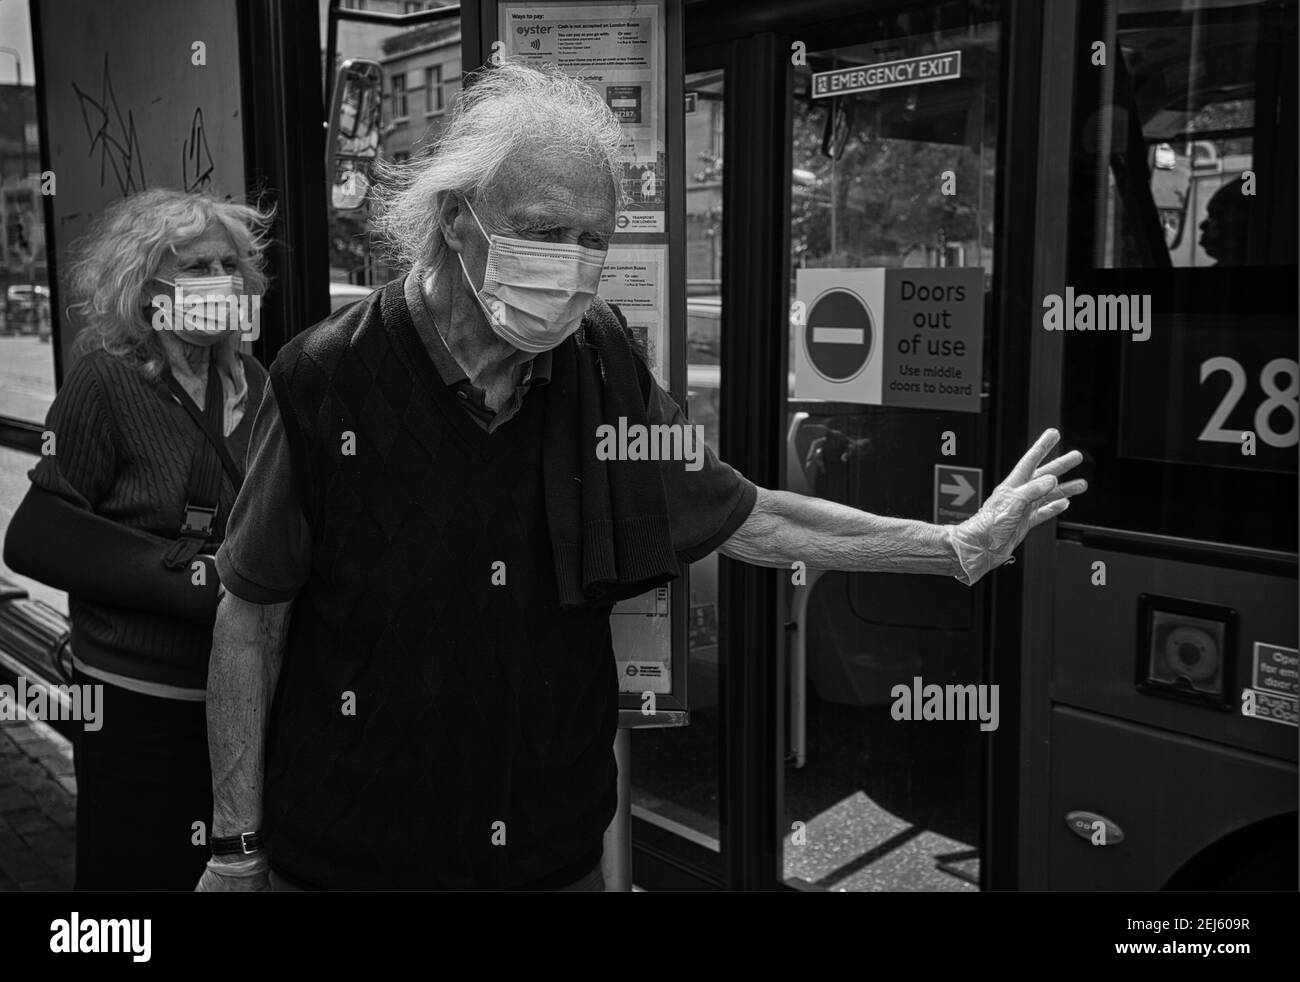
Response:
[72,670,213,890]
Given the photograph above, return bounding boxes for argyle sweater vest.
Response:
[264,284,616,890]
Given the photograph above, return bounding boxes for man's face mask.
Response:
[153,273,247,346]
[457,198,607,354]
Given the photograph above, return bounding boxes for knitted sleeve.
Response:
[28,352,119,509]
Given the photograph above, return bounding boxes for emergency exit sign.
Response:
[812,51,962,98]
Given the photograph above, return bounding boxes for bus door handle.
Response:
[785,565,825,769]
[783,410,824,769]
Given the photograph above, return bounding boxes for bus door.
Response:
[1028,0,1297,890]
[627,0,1020,892]
[776,1,1006,894]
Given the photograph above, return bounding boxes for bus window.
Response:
[1070,0,1296,270]
[0,0,64,615]
[1063,0,1297,552]
[630,68,726,853]
[0,0,54,423]
[322,0,463,291]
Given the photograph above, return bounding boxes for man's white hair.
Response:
[372,62,625,270]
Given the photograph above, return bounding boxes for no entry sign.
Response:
[793,269,885,402]
[804,288,875,382]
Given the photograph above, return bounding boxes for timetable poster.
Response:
[599,245,668,382]
[499,1,666,233]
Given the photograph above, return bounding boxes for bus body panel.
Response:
[1049,706,1296,890]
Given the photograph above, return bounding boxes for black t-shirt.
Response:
[217,271,757,602]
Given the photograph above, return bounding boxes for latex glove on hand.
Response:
[947,428,1087,586]
[195,853,272,892]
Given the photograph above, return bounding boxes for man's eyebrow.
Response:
[502,198,612,226]
[501,204,571,225]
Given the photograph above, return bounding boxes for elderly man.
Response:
[198,63,1085,892]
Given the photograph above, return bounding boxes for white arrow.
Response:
[940,473,976,507]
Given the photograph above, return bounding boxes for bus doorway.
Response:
[629,0,1019,892]
[776,11,1004,892]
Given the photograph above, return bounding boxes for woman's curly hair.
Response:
[66,189,274,377]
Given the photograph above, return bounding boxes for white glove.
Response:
[947,428,1087,586]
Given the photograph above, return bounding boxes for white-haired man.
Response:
[198,64,1085,892]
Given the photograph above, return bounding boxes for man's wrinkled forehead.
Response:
[484,157,617,232]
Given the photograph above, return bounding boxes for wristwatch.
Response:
[210,831,264,856]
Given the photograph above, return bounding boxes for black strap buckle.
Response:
[180,503,217,538]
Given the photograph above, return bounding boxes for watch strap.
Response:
[210,831,264,856]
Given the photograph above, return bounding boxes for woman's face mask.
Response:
[457,198,607,354]
[152,273,247,346]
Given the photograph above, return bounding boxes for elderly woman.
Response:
[3,189,272,890]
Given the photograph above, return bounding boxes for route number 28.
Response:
[1198,357,1299,448]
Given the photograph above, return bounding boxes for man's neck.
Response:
[422,258,531,385]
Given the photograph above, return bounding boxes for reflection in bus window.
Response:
[322,0,463,289]
[1063,0,1297,553]
[791,26,999,280]
[0,0,63,615]
[0,0,55,424]
[789,22,1001,396]
[631,69,726,852]
[1073,0,1297,269]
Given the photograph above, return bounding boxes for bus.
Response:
[0,0,1293,893]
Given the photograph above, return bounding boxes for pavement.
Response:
[0,714,76,891]
[0,335,77,891]
[0,334,58,425]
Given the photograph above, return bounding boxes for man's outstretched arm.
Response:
[719,428,1087,583]
[196,591,294,892]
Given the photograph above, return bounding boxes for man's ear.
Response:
[440,192,467,253]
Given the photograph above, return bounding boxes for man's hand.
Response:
[948,428,1087,585]
[204,593,292,894]
[195,853,272,892]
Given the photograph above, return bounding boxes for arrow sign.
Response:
[939,473,976,507]
[934,465,982,524]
